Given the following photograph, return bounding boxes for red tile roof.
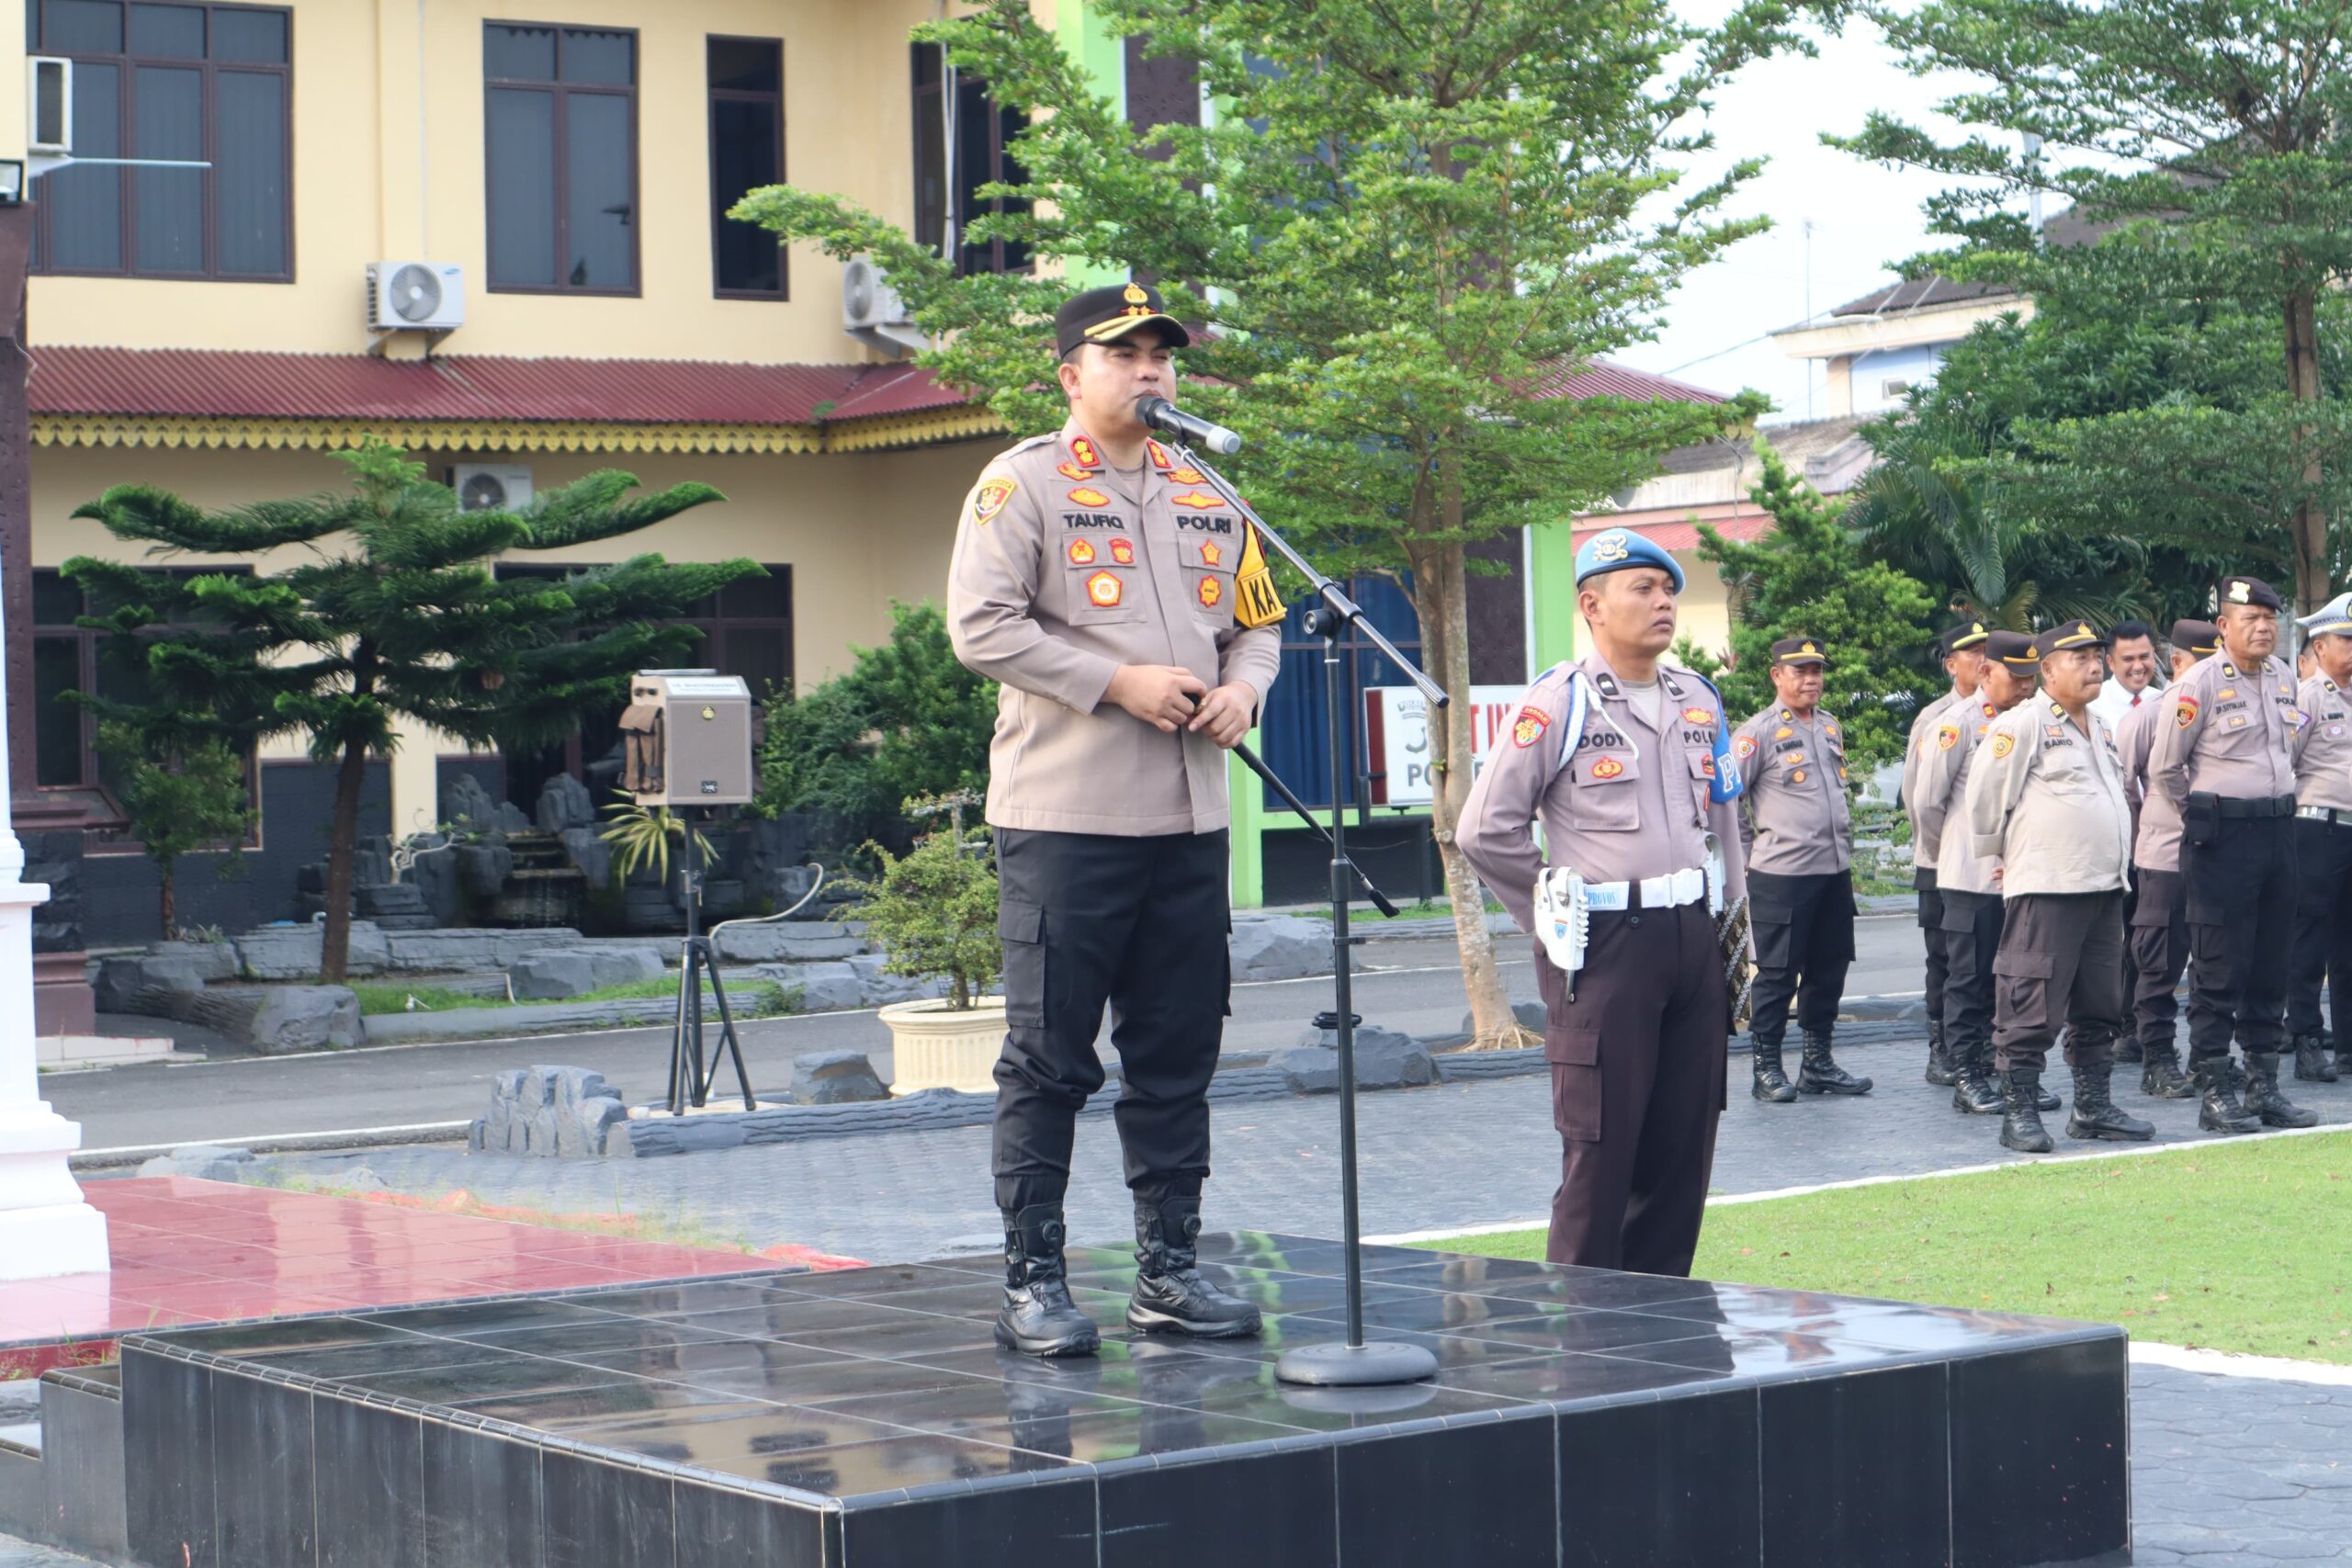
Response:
[1526,357,1727,405]
[27,346,972,427]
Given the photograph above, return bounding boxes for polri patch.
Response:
[1991,732,2016,760]
[1734,736,1757,759]
[1936,724,1959,750]
[2175,696,2199,728]
[1511,706,1550,748]
[970,478,1017,526]
[1084,570,1123,608]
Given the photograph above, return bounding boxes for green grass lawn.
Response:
[348,976,798,1019]
[1422,1133,2352,1363]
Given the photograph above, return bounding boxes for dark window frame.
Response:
[910,41,1032,277]
[32,565,265,853]
[27,0,296,283]
[706,33,786,301]
[482,19,642,298]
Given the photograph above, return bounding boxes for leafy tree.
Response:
[67,439,754,980]
[1836,0,2352,609]
[756,601,997,846]
[1691,447,1940,771]
[90,721,254,934]
[834,820,1003,1011]
[734,0,1804,1043]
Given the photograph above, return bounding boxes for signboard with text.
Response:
[1362,685,1524,807]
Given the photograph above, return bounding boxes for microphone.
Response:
[1134,396,1242,457]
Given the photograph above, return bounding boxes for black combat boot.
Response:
[2194,1058,2262,1135]
[1751,1037,1798,1102]
[1951,1036,2007,1115]
[2244,1053,2320,1129]
[2065,1062,2154,1142]
[1925,1020,1957,1087]
[2139,1041,2195,1100]
[994,1205,1101,1359]
[1126,1196,1261,1338]
[2292,1032,2339,1084]
[2114,1034,2143,1065]
[1797,1030,1872,1096]
[2000,1068,2054,1153]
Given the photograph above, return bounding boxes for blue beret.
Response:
[1574,528,1685,593]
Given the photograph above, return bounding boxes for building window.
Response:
[707,36,786,299]
[483,21,638,294]
[28,0,293,281]
[910,42,1031,276]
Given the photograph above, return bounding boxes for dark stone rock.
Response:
[1277,1024,1430,1093]
[536,774,596,834]
[1459,1000,1550,1036]
[557,827,614,890]
[459,842,514,897]
[789,1050,889,1104]
[441,774,502,834]
[1229,915,1331,981]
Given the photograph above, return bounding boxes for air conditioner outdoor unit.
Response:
[28,57,71,154]
[841,255,925,355]
[368,261,467,333]
[451,465,533,513]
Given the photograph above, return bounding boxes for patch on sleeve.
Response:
[1511,706,1551,748]
[1936,723,1959,750]
[1990,732,2016,760]
[2175,695,2199,728]
[1734,735,1757,760]
[970,477,1017,526]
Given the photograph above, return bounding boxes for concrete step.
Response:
[0,1367,125,1563]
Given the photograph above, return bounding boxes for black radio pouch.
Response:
[2184,791,2221,848]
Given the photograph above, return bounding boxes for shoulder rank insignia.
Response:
[1069,436,1102,468]
[1171,467,1205,483]
[1109,537,1136,565]
[1590,756,1625,780]
[1512,706,1550,748]
[1170,491,1227,510]
[1147,440,1173,471]
[1990,732,2016,760]
[1068,487,1112,507]
[1681,705,1714,726]
[1084,570,1123,608]
[1981,702,1996,718]
[1826,723,1839,737]
[1056,462,1093,480]
[970,477,1017,526]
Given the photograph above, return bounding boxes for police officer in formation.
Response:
[947,281,1287,1357]
[1730,637,1871,1100]
[2144,577,2317,1134]
[1965,623,2151,1150]
[1458,528,1746,1277]
[2115,620,2218,1100]
[1914,631,2054,1115]
[2288,592,2352,1081]
[1902,620,1989,1088]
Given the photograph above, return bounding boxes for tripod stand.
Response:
[664,809,755,1116]
[1166,438,1450,1388]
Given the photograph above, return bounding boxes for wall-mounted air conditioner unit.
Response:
[842,255,925,356]
[368,261,467,333]
[451,465,533,513]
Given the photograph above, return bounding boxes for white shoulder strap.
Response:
[1555,666,1592,770]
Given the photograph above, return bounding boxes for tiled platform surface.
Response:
[2,1179,776,1375]
[122,1232,2131,1568]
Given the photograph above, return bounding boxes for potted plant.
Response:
[836,795,1004,1092]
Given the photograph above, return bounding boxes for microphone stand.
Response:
[1162,433,1449,1388]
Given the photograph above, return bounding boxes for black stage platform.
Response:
[119,1233,2130,1568]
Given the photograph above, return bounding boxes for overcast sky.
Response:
[1612,6,1999,423]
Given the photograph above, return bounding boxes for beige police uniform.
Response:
[2287,672,2352,1058]
[2118,682,2196,1065]
[1456,653,1746,1275]
[946,419,1285,1213]
[1905,683,1973,1082]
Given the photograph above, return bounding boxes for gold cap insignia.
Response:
[1798,640,1818,657]
[2230,581,2251,604]
[1123,282,1148,305]
[1592,532,1630,562]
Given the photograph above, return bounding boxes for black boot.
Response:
[1126,1196,1261,1339]
[2292,1032,2339,1084]
[994,1205,1101,1358]
[2139,1041,2195,1100]
[2114,1034,2143,1064]
[1797,1030,1872,1096]
[2245,1053,2320,1129]
[2000,1068,2054,1153]
[2065,1062,2154,1142]
[1925,1021,1957,1087]
[1751,1037,1798,1102]
[1951,1036,2007,1115]
[2194,1058,2262,1135]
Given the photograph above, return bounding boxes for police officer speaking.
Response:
[1457,528,1746,1276]
[1965,623,2150,1151]
[2287,592,2352,1082]
[2144,576,2316,1134]
[1904,620,1990,1089]
[2116,619,2218,1100]
[947,281,1287,1357]
[1731,637,1871,1101]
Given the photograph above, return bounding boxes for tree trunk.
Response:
[1414,534,1524,1050]
[319,736,369,984]
[157,863,175,936]
[2284,287,2330,613]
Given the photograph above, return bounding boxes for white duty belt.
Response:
[1581,866,1710,911]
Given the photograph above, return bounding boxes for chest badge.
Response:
[1680,705,1713,726]
[1068,539,1096,565]
[1057,462,1093,480]
[1170,491,1227,510]
[1068,487,1112,507]
[1792,769,1808,784]
[1512,707,1550,748]
[1109,537,1136,565]
[1773,726,1793,740]
[1590,756,1625,780]
[1084,570,1123,608]
[1199,541,1223,567]
[1198,576,1223,608]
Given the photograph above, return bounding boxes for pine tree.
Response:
[67,439,755,980]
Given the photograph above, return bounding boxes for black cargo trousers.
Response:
[990,828,1231,1213]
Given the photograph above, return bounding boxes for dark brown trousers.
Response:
[1533,901,1729,1277]
[1992,891,2125,1075]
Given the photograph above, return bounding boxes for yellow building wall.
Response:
[1668,550,1734,667]
[27,0,945,364]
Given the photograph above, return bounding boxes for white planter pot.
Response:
[880,996,1009,1094]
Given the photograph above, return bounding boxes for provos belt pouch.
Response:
[2184,790,2221,849]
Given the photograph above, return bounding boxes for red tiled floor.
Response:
[0,1177,785,1375]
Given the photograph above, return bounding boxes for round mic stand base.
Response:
[1274,1340,1440,1387]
